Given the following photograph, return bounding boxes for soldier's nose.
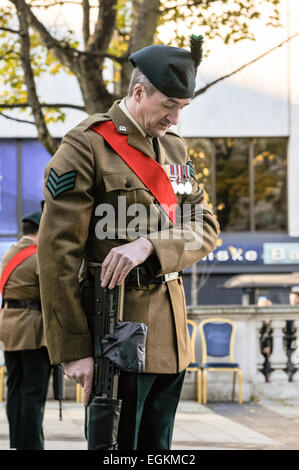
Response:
[167,110,180,126]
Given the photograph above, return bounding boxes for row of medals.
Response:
[163,164,193,195]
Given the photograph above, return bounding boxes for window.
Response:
[0,139,52,241]
[253,138,287,231]
[0,140,18,235]
[185,137,288,232]
[21,140,52,216]
[0,237,17,260]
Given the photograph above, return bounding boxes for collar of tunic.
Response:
[119,98,148,138]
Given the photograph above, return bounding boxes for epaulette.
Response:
[82,113,111,132]
[165,128,182,139]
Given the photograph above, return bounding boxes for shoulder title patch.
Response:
[46,168,77,198]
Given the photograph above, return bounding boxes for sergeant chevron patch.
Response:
[46,168,77,198]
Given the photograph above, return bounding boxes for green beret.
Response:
[22,210,42,227]
[129,37,204,99]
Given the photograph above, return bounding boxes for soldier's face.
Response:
[290,293,299,306]
[135,87,191,137]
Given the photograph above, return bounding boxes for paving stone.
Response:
[0,399,299,450]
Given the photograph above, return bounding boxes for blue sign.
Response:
[201,241,299,265]
[201,244,263,264]
[264,243,299,264]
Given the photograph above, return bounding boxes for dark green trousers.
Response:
[117,370,186,450]
[4,347,51,450]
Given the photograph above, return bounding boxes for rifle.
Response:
[83,261,147,450]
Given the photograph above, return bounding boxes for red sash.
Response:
[0,245,37,297]
[91,121,177,224]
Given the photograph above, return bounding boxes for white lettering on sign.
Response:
[271,248,285,261]
[244,250,258,261]
[215,250,230,262]
[229,246,244,261]
[201,248,259,263]
[289,251,299,261]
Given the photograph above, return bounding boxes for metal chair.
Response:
[186,319,202,403]
[199,318,242,404]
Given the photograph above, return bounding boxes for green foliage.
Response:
[0,2,75,122]
[158,0,281,48]
[0,7,26,109]
[108,0,131,58]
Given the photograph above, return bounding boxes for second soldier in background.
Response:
[0,210,51,450]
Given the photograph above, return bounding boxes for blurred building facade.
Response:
[0,0,298,305]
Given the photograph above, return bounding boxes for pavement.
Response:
[1,399,299,451]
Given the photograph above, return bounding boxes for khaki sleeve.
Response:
[37,127,95,364]
[147,165,220,276]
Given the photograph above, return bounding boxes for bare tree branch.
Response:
[12,0,59,155]
[32,0,86,6]
[82,0,90,48]
[0,26,19,34]
[30,0,98,7]
[8,0,119,114]
[0,111,35,125]
[121,0,161,95]
[7,1,124,63]
[0,48,18,59]
[0,102,85,110]
[130,0,161,52]
[193,31,299,99]
[76,48,127,63]
[160,0,218,14]
[87,0,118,52]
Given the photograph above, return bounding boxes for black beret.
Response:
[22,209,42,227]
[129,44,198,99]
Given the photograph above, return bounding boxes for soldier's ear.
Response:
[133,83,144,103]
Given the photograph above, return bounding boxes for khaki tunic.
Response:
[0,237,46,351]
[37,101,220,372]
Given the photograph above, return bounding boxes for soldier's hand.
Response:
[101,237,154,289]
[62,357,94,406]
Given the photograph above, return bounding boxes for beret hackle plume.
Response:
[190,34,204,68]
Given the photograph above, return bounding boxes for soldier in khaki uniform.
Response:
[0,211,51,450]
[37,39,220,449]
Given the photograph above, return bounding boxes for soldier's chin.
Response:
[151,123,169,137]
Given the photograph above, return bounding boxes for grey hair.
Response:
[127,68,157,96]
